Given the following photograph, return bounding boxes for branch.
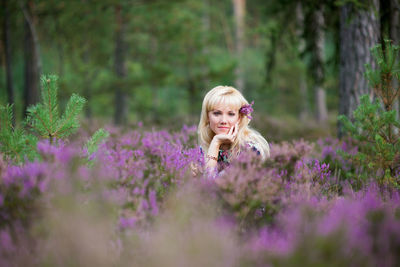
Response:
[47,79,53,126]
[54,124,75,138]
[53,100,82,136]
[30,109,52,136]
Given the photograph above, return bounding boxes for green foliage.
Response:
[0,74,106,163]
[85,128,109,156]
[25,75,86,142]
[338,39,400,187]
[0,104,38,162]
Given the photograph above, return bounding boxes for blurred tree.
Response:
[113,3,128,125]
[40,0,114,120]
[259,0,295,109]
[387,0,400,122]
[307,2,328,124]
[338,0,380,137]
[381,0,400,122]
[2,0,15,126]
[232,0,245,91]
[380,0,399,43]
[295,1,310,121]
[21,0,41,115]
[390,0,400,44]
[0,0,348,130]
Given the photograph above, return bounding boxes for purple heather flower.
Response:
[141,199,149,211]
[239,101,254,119]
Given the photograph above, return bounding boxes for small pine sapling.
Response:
[0,74,108,163]
[25,75,86,143]
[338,39,400,187]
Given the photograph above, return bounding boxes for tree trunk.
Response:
[338,0,380,138]
[310,6,328,124]
[264,26,279,86]
[390,0,400,44]
[114,4,127,125]
[232,0,245,91]
[202,0,210,89]
[389,0,400,127]
[295,1,310,122]
[22,0,41,114]
[2,0,15,126]
[55,16,64,76]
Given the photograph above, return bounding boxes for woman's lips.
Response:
[218,126,230,129]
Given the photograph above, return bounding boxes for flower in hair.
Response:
[239,101,254,120]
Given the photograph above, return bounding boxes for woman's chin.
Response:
[217,129,229,134]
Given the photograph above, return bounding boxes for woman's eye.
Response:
[229,113,236,116]
[213,112,221,115]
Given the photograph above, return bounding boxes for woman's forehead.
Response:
[208,95,242,110]
[209,103,239,111]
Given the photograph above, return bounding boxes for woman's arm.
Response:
[205,139,221,170]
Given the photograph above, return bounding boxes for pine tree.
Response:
[338,39,400,187]
[25,75,86,143]
[0,74,108,163]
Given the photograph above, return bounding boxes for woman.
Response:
[197,85,270,173]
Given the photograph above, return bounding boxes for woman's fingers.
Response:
[233,122,238,136]
[229,123,237,141]
[228,125,234,135]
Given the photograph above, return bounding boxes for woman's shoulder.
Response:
[243,130,270,159]
[244,140,261,156]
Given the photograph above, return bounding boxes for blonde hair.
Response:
[198,86,270,160]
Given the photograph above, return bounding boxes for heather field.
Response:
[3,1,400,266]
[1,123,399,267]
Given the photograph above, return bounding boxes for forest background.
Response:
[0,0,398,141]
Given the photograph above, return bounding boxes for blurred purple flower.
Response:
[119,216,136,230]
[0,229,14,253]
[149,190,159,216]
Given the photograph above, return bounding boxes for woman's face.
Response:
[208,104,240,135]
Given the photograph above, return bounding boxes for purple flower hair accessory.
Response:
[239,101,254,119]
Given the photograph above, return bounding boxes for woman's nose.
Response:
[220,115,228,123]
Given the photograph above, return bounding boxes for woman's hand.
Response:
[205,122,238,171]
[210,122,238,147]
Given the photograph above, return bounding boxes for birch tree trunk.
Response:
[114,4,127,125]
[338,0,380,137]
[232,0,245,91]
[295,1,310,121]
[22,0,41,115]
[2,0,15,125]
[310,6,328,124]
